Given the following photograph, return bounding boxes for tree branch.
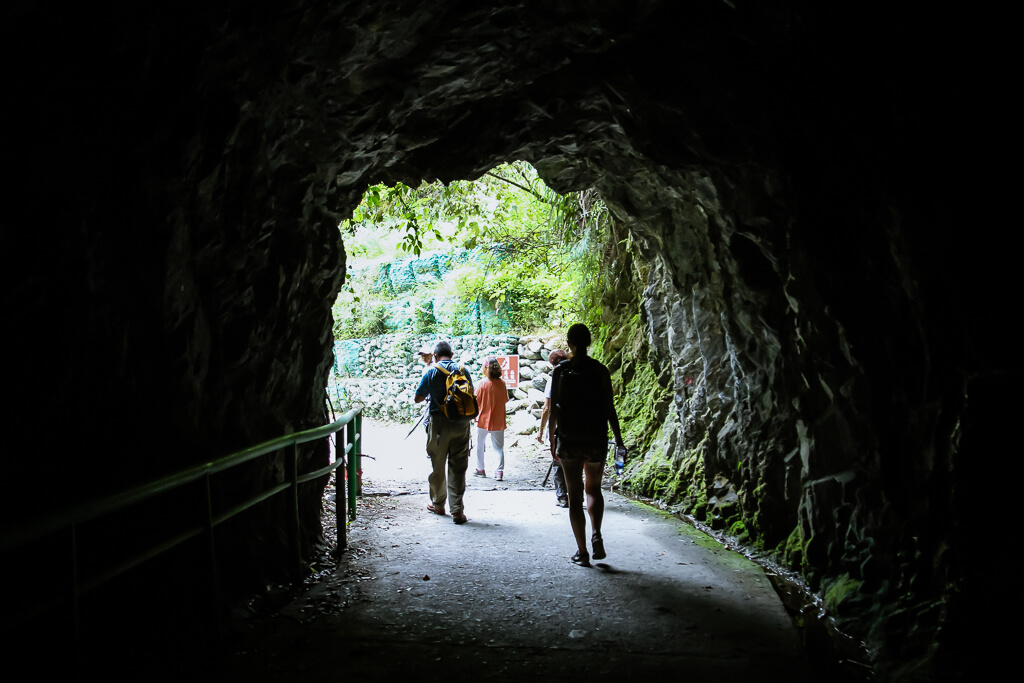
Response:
[484,171,545,201]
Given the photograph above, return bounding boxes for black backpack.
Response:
[554,358,608,447]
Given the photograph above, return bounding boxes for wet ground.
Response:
[216,419,816,681]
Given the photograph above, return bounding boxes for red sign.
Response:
[495,354,519,389]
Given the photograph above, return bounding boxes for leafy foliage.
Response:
[336,161,617,338]
[413,299,438,334]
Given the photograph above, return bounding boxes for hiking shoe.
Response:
[452,512,468,524]
[473,470,486,477]
[592,534,606,560]
[495,470,503,481]
[557,496,568,508]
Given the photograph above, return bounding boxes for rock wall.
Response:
[578,152,976,676]
[330,333,560,424]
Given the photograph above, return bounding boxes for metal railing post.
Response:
[284,444,302,576]
[70,522,80,672]
[346,418,358,520]
[334,432,346,553]
[203,472,222,645]
[355,413,363,497]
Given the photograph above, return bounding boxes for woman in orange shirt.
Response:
[473,357,508,481]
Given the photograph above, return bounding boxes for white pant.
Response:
[475,428,505,473]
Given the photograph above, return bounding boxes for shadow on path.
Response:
[219,484,814,681]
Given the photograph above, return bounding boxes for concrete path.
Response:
[219,420,814,681]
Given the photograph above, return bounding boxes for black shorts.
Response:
[555,438,606,464]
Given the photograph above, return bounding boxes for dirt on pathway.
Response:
[217,419,815,681]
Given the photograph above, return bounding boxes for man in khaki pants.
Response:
[414,341,473,524]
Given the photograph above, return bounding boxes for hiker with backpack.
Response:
[473,357,508,481]
[414,341,479,524]
[538,349,570,507]
[549,323,625,566]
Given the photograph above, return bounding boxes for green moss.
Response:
[727,519,750,543]
[626,498,721,549]
[689,478,710,520]
[591,255,742,529]
[784,526,805,567]
[609,353,672,453]
[608,313,695,506]
[631,446,683,498]
[746,510,769,551]
[822,573,861,615]
[629,426,710,514]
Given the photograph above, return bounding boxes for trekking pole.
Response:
[404,406,428,440]
[542,459,554,487]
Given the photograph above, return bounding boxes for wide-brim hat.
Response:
[413,345,433,358]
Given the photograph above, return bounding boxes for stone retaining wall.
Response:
[329,333,564,425]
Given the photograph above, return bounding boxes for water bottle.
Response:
[614,446,626,475]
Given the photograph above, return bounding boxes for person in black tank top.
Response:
[548,324,626,566]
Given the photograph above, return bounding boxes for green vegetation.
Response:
[727,519,750,544]
[334,162,616,338]
[596,304,672,459]
[823,573,862,614]
[783,525,807,568]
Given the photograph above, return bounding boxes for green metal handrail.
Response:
[1,409,363,553]
[0,407,364,659]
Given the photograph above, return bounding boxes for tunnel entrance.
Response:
[332,161,612,340]
[325,161,636,430]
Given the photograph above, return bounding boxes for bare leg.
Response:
[537,401,550,442]
[560,457,588,558]
[584,460,605,540]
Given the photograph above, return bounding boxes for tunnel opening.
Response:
[331,161,613,342]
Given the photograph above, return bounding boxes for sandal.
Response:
[426,504,446,515]
[571,550,591,567]
[592,534,606,560]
